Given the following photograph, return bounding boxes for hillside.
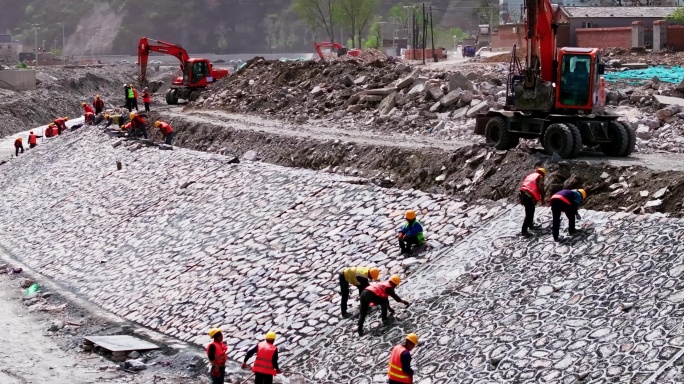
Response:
[0,0,479,54]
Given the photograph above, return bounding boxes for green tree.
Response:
[668,8,684,24]
[337,0,380,48]
[364,16,383,49]
[292,0,338,42]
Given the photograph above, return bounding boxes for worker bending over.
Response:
[27,131,41,149]
[339,266,380,318]
[550,189,586,242]
[206,328,228,384]
[44,123,57,138]
[14,137,24,156]
[93,94,105,115]
[130,112,148,139]
[358,275,410,336]
[388,334,419,384]
[154,121,174,145]
[104,113,126,128]
[242,332,282,384]
[54,117,68,135]
[398,210,425,254]
[519,168,546,236]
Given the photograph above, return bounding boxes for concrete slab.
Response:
[654,94,684,108]
[84,335,159,352]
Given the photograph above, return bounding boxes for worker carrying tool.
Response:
[27,131,41,149]
[550,189,586,242]
[242,331,282,384]
[519,168,546,236]
[142,87,151,112]
[358,276,410,336]
[388,333,419,384]
[54,117,69,135]
[93,94,105,114]
[397,210,425,254]
[14,137,24,156]
[207,328,228,384]
[339,266,380,318]
[129,112,148,139]
[154,121,174,145]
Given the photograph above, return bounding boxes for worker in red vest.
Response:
[45,123,56,138]
[93,94,105,114]
[206,328,228,384]
[358,275,410,336]
[550,189,586,242]
[54,117,69,135]
[14,137,24,156]
[154,121,174,145]
[27,131,41,149]
[242,331,282,384]
[519,167,546,237]
[142,87,151,112]
[131,84,140,111]
[129,112,147,139]
[81,101,94,115]
[388,333,418,384]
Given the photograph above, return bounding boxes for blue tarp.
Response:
[603,66,684,84]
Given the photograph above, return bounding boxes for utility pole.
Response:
[430,5,436,62]
[32,24,39,67]
[422,3,426,65]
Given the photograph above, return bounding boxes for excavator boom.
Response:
[138,37,191,84]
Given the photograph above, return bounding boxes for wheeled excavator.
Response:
[474,0,635,158]
[137,37,229,105]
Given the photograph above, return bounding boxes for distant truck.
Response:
[462,45,476,57]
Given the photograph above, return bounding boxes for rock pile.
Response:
[188,59,508,140]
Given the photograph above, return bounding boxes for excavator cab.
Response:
[555,47,605,111]
[183,59,209,85]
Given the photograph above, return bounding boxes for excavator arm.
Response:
[138,37,190,85]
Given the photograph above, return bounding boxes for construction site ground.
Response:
[3,54,684,383]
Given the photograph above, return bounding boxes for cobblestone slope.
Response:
[0,128,500,363]
[290,208,684,383]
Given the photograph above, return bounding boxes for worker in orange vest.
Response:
[154,121,174,145]
[242,331,282,384]
[358,275,410,336]
[14,137,24,156]
[207,328,228,384]
[131,84,140,111]
[519,167,546,236]
[45,123,56,138]
[27,131,41,149]
[388,334,418,384]
[93,94,105,114]
[550,189,586,242]
[54,117,69,135]
[142,87,151,112]
[129,112,147,139]
[81,101,94,116]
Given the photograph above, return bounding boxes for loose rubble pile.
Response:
[3,127,684,382]
[187,58,509,141]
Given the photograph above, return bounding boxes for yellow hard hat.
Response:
[64,117,69,121]
[265,331,277,341]
[154,121,161,127]
[96,94,100,98]
[535,168,546,176]
[17,137,22,141]
[80,102,86,106]
[104,114,109,119]
[389,275,401,286]
[208,328,222,338]
[129,113,135,119]
[405,210,416,220]
[405,333,419,345]
[49,123,55,127]
[577,189,586,200]
[369,267,380,280]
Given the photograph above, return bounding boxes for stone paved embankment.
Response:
[0,128,499,363]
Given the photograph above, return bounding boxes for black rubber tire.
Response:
[485,116,518,150]
[619,121,636,157]
[600,121,629,156]
[543,123,574,158]
[169,89,178,105]
[189,91,200,102]
[165,89,173,105]
[566,123,583,158]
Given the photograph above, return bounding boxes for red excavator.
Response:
[474,0,635,158]
[314,41,361,61]
[137,37,229,105]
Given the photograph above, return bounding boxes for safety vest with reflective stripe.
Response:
[252,341,277,375]
[206,341,228,366]
[520,172,542,202]
[366,281,392,299]
[388,345,412,383]
[343,266,369,286]
[403,220,425,244]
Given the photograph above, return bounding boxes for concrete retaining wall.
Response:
[0,69,36,91]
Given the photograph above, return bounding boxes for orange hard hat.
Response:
[405,210,416,220]
[368,267,380,280]
[389,275,401,286]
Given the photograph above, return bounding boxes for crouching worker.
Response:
[398,210,425,254]
[550,189,586,242]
